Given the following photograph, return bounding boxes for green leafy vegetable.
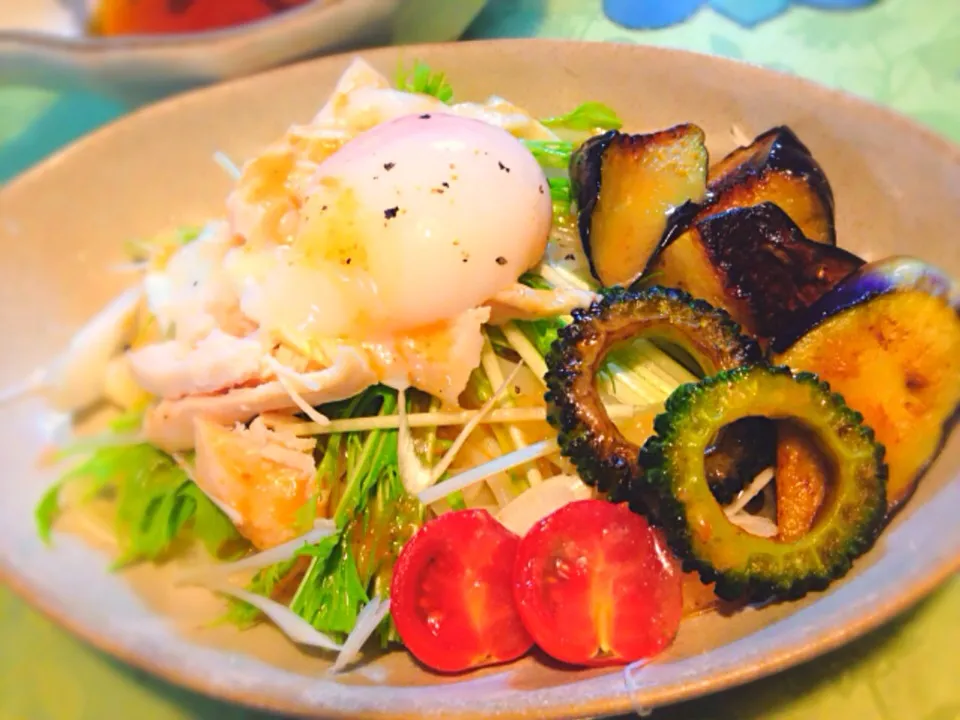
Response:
[548,176,572,203]
[227,385,423,644]
[224,556,300,628]
[333,389,399,527]
[123,225,201,262]
[516,316,565,359]
[394,60,454,102]
[35,483,63,544]
[542,101,623,131]
[519,271,553,291]
[522,140,576,169]
[293,541,369,636]
[293,489,320,533]
[515,273,565,357]
[35,443,243,564]
[183,483,246,558]
[446,491,467,511]
[108,408,146,433]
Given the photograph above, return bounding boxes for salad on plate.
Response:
[21,57,960,674]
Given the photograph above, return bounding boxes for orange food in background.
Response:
[90,0,311,36]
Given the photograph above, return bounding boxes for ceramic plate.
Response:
[1,39,959,720]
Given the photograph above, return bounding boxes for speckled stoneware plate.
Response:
[1,39,959,720]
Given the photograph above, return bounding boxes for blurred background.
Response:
[1,0,958,718]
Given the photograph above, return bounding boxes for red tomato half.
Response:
[391,509,533,673]
[92,0,309,36]
[513,499,682,666]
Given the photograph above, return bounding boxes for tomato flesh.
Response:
[513,499,682,666]
[391,509,533,673]
[92,0,309,36]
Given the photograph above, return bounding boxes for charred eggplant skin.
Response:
[544,286,760,494]
[710,127,831,192]
[570,129,615,241]
[708,126,817,189]
[770,256,960,353]
[639,202,863,343]
[707,126,836,245]
[570,124,708,287]
[771,257,960,514]
[637,365,887,602]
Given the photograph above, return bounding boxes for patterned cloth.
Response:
[603,0,876,29]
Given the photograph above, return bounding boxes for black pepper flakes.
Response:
[498,161,511,173]
[462,258,468,263]
[419,114,432,119]
[384,206,399,219]
[384,162,395,171]
[345,258,352,265]
[441,181,450,188]
[565,253,576,261]
[496,256,507,266]
[538,185,544,195]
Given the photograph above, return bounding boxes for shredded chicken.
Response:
[142,348,377,451]
[392,307,491,407]
[193,418,318,549]
[485,283,598,324]
[143,221,250,343]
[127,329,265,400]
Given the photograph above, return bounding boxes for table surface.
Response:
[2,0,959,718]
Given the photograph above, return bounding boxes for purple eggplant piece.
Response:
[770,256,960,354]
[570,125,709,286]
[772,255,960,514]
[708,125,836,245]
[638,202,863,344]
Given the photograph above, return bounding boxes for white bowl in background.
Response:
[0,0,488,103]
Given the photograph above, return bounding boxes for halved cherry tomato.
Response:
[513,499,682,666]
[390,509,533,673]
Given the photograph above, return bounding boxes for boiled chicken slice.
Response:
[485,283,598,324]
[393,306,490,407]
[126,329,265,400]
[193,417,318,549]
[142,348,377,451]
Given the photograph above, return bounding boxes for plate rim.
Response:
[2,37,960,720]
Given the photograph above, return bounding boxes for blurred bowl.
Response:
[0,0,488,103]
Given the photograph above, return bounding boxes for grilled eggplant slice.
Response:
[641,203,863,344]
[705,166,834,246]
[772,257,960,514]
[637,365,887,601]
[709,127,813,186]
[571,125,708,287]
[544,286,760,495]
[707,126,835,245]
